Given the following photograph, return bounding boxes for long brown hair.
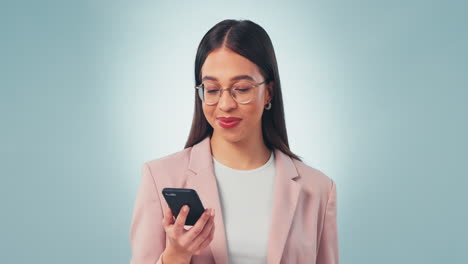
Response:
[184,19,303,162]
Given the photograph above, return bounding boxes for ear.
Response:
[266,81,274,102]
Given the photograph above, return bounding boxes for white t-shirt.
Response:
[212,151,276,264]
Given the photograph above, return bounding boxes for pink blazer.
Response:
[130,135,339,264]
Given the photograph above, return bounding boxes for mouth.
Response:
[217,116,241,121]
[217,118,242,129]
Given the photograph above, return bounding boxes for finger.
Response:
[162,207,173,230]
[193,219,215,253]
[183,208,212,243]
[191,215,214,250]
[174,205,190,230]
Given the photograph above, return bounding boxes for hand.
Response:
[162,205,216,259]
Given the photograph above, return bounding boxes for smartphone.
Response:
[162,188,206,226]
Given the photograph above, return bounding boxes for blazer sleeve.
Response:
[130,162,166,264]
[316,179,339,264]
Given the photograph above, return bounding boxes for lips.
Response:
[217,117,242,128]
[217,117,242,122]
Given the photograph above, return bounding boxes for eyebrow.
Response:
[201,75,255,82]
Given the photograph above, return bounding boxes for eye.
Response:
[203,82,220,92]
[233,82,252,93]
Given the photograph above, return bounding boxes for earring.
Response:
[265,101,272,110]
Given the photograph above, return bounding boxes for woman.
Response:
[130,19,339,264]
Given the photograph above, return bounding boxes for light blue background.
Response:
[1,0,466,263]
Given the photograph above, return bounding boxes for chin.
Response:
[214,130,244,143]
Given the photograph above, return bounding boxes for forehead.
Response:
[201,48,262,81]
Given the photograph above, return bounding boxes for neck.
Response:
[210,131,271,171]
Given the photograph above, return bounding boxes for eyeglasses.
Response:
[195,80,267,105]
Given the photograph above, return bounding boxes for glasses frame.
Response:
[195,80,268,105]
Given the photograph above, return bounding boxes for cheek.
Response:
[202,105,215,123]
[253,99,266,113]
[244,105,265,123]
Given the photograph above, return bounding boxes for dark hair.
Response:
[184,19,303,162]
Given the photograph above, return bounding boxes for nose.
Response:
[217,88,237,110]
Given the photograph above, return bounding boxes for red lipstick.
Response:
[217,117,242,129]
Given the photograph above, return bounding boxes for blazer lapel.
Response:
[184,135,301,264]
[184,136,229,264]
[266,145,301,264]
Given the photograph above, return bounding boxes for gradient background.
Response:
[1,0,467,263]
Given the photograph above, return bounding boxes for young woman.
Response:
[130,19,339,264]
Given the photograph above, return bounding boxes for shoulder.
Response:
[141,147,193,185]
[291,158,336,198]
[145,147,192,169]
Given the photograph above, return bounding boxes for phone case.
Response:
[162,188,206,226]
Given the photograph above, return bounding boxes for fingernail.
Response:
[211,208,215,216]
[183,205,188,212]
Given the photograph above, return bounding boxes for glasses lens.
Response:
[201,82,220,104]
[232,81,255,103]
[198,81,257,104]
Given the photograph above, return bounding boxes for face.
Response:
[200,47,273,144]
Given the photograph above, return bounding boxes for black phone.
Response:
[162,188,206,226]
